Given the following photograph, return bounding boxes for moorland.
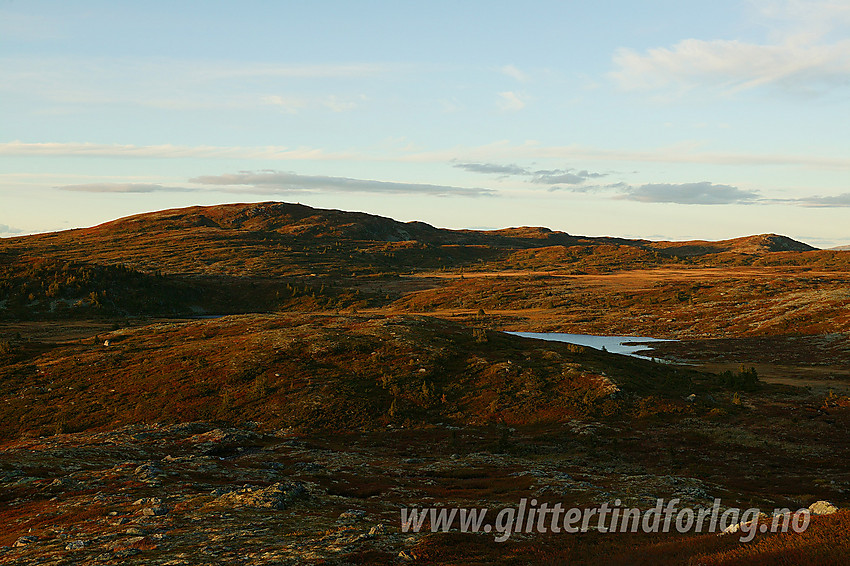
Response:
[0,202,848,565]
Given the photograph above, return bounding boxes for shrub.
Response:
[719,365,760,392]
[219,388,233,415]
[822,389,850,409]
[251,374,270,400]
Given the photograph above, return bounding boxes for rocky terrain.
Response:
[0,314,848,564]
[1,410,847,566]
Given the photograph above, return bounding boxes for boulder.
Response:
[808,500,839,515]
[214,482,306,510]
[65,540,87,551]
[13,536,37,547]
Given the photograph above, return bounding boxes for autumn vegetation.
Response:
[1,202,848,564]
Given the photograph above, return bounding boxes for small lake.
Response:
[506,332,674,360]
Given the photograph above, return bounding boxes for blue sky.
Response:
[2,0,849,246]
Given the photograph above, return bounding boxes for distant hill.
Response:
[0,201,817,267]
[93,202,816,252]
[648,234,817,256]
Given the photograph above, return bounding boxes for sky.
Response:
[1,0,849,247]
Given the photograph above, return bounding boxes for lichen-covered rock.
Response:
[213,482,306,510]
[337,509,367,522]
[134,462,163,481]
[809,500,839,515]
[141,505,168,516]
[65,540,87,551]
[13,536,37,548]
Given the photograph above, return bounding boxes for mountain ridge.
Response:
[5,201,818,253]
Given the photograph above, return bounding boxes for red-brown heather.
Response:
[1,202,848,564]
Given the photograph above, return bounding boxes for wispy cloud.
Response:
[58,183,196,193]
[453,162,530,176]
[6,140,850,172]
[611,38,850,95]
[786,193,850,207]
[262,94,363,114]
[617,182,760,205]
[49,169,850,208]
[501,64,528,82]
[0,12,63,41]
[192,62,396,80]
[453,161,850,206]
[753,0,850,41]
[0,141,354,160]
[53,171,495,197]
[322,95,361,112]
[0,57,397,85]
[530,169,606,185]
[0,56,397,112]
[190,171,494,197]
[414,142,850,170]
[610,2,850,95]
[262,95,307,114]
[496,91,527,111]
[452,161,607,187]
[0,223,25,236]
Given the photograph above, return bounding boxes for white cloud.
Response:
[611,38,850,94]
[263,94,363,114]
[322,95,359,112]
[501,64,528,82]
[496,91,527,111]
[263,95,307,114]
[753,1,850,41]
[610,1,850,95]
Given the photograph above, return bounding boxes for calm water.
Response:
[506,332,674,360]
